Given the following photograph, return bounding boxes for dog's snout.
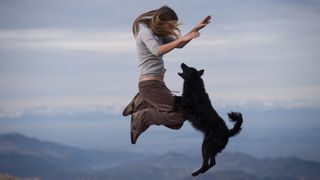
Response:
[181,63,188,70]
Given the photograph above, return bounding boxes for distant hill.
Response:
[0,133,320,180]
[0,133,142,178]
[102,151,320,180]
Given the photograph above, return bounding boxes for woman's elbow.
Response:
[149,46,161,56]
[153,49,160,56]
[156,46,169,56]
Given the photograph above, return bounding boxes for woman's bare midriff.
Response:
[139,74,164,82]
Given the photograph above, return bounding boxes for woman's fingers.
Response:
[193,15,211,32]
[203,17,211,25]
[204,15,211,23]
[201,15,211,24]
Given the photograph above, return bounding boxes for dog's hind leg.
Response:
[209,152,217,168]
[192,138,210,176]
[197,140,217,175]
[198,155,216,175]
[199,147,216,174]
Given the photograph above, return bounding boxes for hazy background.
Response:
[0,0,320,177]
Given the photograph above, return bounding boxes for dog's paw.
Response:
[192,171,200,176]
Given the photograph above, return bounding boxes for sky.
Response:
[0,0,320,118]
[0,1,320,160]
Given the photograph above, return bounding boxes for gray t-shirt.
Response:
[136,26,175,77]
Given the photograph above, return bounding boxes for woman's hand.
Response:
[176,31,200,48]
[175,16,211,49]
[181,31,200,42]
[192,15,211,32]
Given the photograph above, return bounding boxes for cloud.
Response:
[0,101,123,118]
[0,25,319,117]
[0,29,135,53]
[210,85,320,109]
[1,28,276,54]
[1,84,320,118]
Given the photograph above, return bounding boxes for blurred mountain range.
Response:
[0,133,320,180]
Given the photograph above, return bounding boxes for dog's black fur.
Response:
[178,63,243,176]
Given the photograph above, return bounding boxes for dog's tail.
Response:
[228,112,243,137]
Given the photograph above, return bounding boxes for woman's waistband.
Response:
[139,74,164,82]
[138,79,165,87]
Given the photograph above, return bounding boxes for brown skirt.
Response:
[132,80,185,133]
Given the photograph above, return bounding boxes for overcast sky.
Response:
[0,0,320,117]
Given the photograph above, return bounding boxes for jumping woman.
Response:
[123,5,211,144]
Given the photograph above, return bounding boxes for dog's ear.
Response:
[198,69,204,76]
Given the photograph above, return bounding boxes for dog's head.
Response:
[178,63,204,80]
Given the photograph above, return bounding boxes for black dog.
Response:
[178,63,243,176]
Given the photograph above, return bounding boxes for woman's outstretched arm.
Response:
[177,15,212,48]
[158,31,200,55]
[158,15,211,55]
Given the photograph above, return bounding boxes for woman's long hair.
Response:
[132,5,181,39]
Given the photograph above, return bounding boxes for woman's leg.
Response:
[122,92,153,116]
[139,80,185,127]
[131,80,185,144]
